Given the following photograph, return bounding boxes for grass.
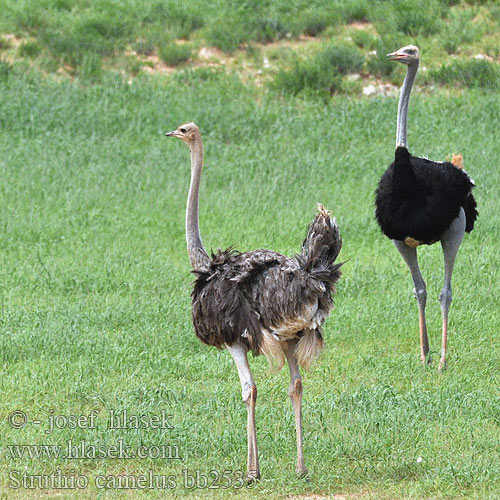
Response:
[1,0,500,94]
[273,43,364,96]
[159,43,192,67]
[0,67,499,499]
[429,59,500,89]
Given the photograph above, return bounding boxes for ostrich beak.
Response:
[387,51,404,61]
[165,130,176,137]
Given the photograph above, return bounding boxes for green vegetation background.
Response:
[0,1,499,499]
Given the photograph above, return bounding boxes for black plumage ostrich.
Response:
[375,45,478,370]
[165,123,342,480]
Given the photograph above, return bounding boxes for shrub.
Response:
[144,2,204,38]
[319,44,364,75]
[442,8,484,55]
[0,60,12,81]
[18,41,41,58]
[372,0,445,36]
[0,38,12,50]
[11,5,48,34]
[132,40,155,56]
[272,43,363,97]
[340,0,370,23]
[205,18,249,53]
[367,35,401,78]
[429,59,500,90]
[251,17,288,43]
[43,16,132,66]
[77,53,102,82]
[273,59,343,96]
[159,43,191,66]
[299,10,333,37]
[351,30,377,50]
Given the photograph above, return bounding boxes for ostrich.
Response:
[166,123,342,480]
[375,45,478,370]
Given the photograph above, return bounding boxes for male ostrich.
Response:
[375,45,477,370]
[166,123,342,480]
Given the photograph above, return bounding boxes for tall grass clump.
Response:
[18,41,41,58]
[0,60,12,81]
[143,2,204,39]
[339,0,370,22]
[367,35,401,77]
[42,15,132,67]
[159,43,192,66]
[351,30,377,49]
[77,53,103,82]
[293,8,341,37]
[9,3,48,34]
[320,43,364,75]
[429,59,500,89]
[372,0,445,36]
[205,16,249,53]
[251,17,289,43]
[273,43,363,97]
[442,8,485,54]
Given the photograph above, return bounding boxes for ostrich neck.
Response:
[186,139,209,271]
[396,60,419,149]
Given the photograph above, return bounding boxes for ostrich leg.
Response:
[226,343,260,481]
[393,240,430,363]
[438,208,466,371]
[283,339,308,476]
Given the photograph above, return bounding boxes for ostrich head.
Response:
[165,122,200,145]
[387,45,420,66]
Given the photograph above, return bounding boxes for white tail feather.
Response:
[294,329,324,370]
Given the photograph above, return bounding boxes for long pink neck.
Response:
[186,138,209,271]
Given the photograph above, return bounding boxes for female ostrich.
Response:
[166,123,342,480]
[375,45,478,370]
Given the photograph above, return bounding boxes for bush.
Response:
[367,35,401,78]
[159,43,191,66]
[429,59,500,90]
[340,0,370,23]
[77,53,102,82]
[0,38,12,50]
[0,60,12,81]
[205,18,249,53]
[442,8,484,55]
[43,16,132,66]
[319,44,364,75]
[251,17,289,43]
[132,40,155,56]
[272,43,363,97]
[351,30,377,50]
[298,9,340,37]
[372,0,445,36]
[144,2,204,38]
[273,59,343,96]
[11,5,48,34]
[18,41,41,58]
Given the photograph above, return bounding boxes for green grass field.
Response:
[1,2,500,499]
[0,69,499,499]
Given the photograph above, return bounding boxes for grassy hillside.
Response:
[1,1,500,499]
[1,0,500,92]
[0,68,499,499]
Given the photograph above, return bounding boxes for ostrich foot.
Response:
[245,470,260,484]
[438,358,447,372]
[421,352,432,365]
[296,465,309,478]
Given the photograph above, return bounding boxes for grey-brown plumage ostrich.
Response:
[166,123,342,480]
[375,46,477,370]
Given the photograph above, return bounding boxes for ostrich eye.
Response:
[180,128,186,133]
[407,49,415,55]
